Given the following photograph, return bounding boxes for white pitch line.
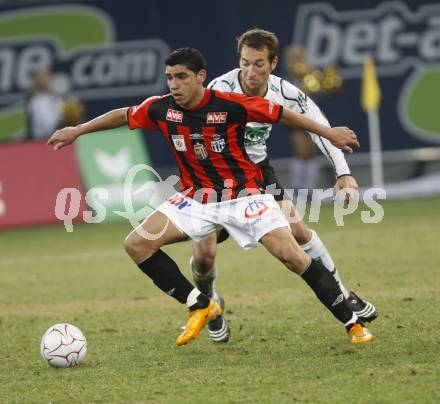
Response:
[0,249,126,268]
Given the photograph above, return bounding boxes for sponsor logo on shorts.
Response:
[194,142,209,160]
[166,109,183,122]
[168,194,191,209]
[211,134,226,152]
[207,112,227,123]
[244,199,269,219]
[171,134,187,151]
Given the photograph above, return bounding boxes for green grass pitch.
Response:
[1,198,439,403]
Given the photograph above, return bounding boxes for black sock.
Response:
[188,293,210,311]
[301,259,354,324]
[137,249,195,304]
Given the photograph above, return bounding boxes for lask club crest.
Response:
[194,142,209,160]
[171,134,187,151]
[211,134,225,153]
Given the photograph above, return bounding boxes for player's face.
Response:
[239,45,278,96]
[166,64,206,109]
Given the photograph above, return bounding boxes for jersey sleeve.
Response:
[280,79,309,114]
[281,80,351,177]
[208,78,233,92]
[242,95,283,123]
[127,96,161,131]
[218,92,282,124]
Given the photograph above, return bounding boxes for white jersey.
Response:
[208,68,350,177]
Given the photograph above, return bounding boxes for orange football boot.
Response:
[348,323,374,343]
[176,299,222,346]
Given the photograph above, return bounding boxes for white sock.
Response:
[190,256,217,298]
[301,230,350,299]
[344,312,358,327]
[331,270,350,299]
[186,288,201,308]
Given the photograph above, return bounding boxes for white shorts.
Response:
[156,193,289,249]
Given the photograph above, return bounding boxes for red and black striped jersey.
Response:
[128,89,283,201]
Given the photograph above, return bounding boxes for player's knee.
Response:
[192,238,217,272]
[123,233,156,261]
[291,222,312,245]
[123,234,139,258]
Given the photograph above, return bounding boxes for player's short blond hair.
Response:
[237,28,279,62]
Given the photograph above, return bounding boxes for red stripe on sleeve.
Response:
[128,96,162,130]
[214,91,282,124]
[238,95,282,124]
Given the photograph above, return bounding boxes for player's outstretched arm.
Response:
[47,107,129,150]
[279,107,360,153]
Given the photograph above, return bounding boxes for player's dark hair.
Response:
[237,28,279,62]
[165,47,207,72]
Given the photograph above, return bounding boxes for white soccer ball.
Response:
[40,323,87,368]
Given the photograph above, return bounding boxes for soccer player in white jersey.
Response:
[190,28,378,343]
[49,47,372,346]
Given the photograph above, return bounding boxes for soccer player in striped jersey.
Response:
[190,29,377,343]
[48,47,373,346]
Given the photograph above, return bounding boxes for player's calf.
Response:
[261,227,310,275]
[301,258,356,325]
[190,256,217,298]
[190,258,231,342]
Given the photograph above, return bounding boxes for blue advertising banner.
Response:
[0,0,439,167]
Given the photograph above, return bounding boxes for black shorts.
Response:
[257,158,288,202]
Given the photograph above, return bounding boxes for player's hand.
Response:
[326,127,360,153]
[333,175,359,207]
[47,126,80,150]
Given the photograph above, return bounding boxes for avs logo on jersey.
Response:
[211,134,225,153]
[171,134,187,151]
[194,142,208,160]
[166,109,183,122]
[207,112,227,124]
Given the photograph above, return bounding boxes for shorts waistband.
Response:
[182,188,266,204]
